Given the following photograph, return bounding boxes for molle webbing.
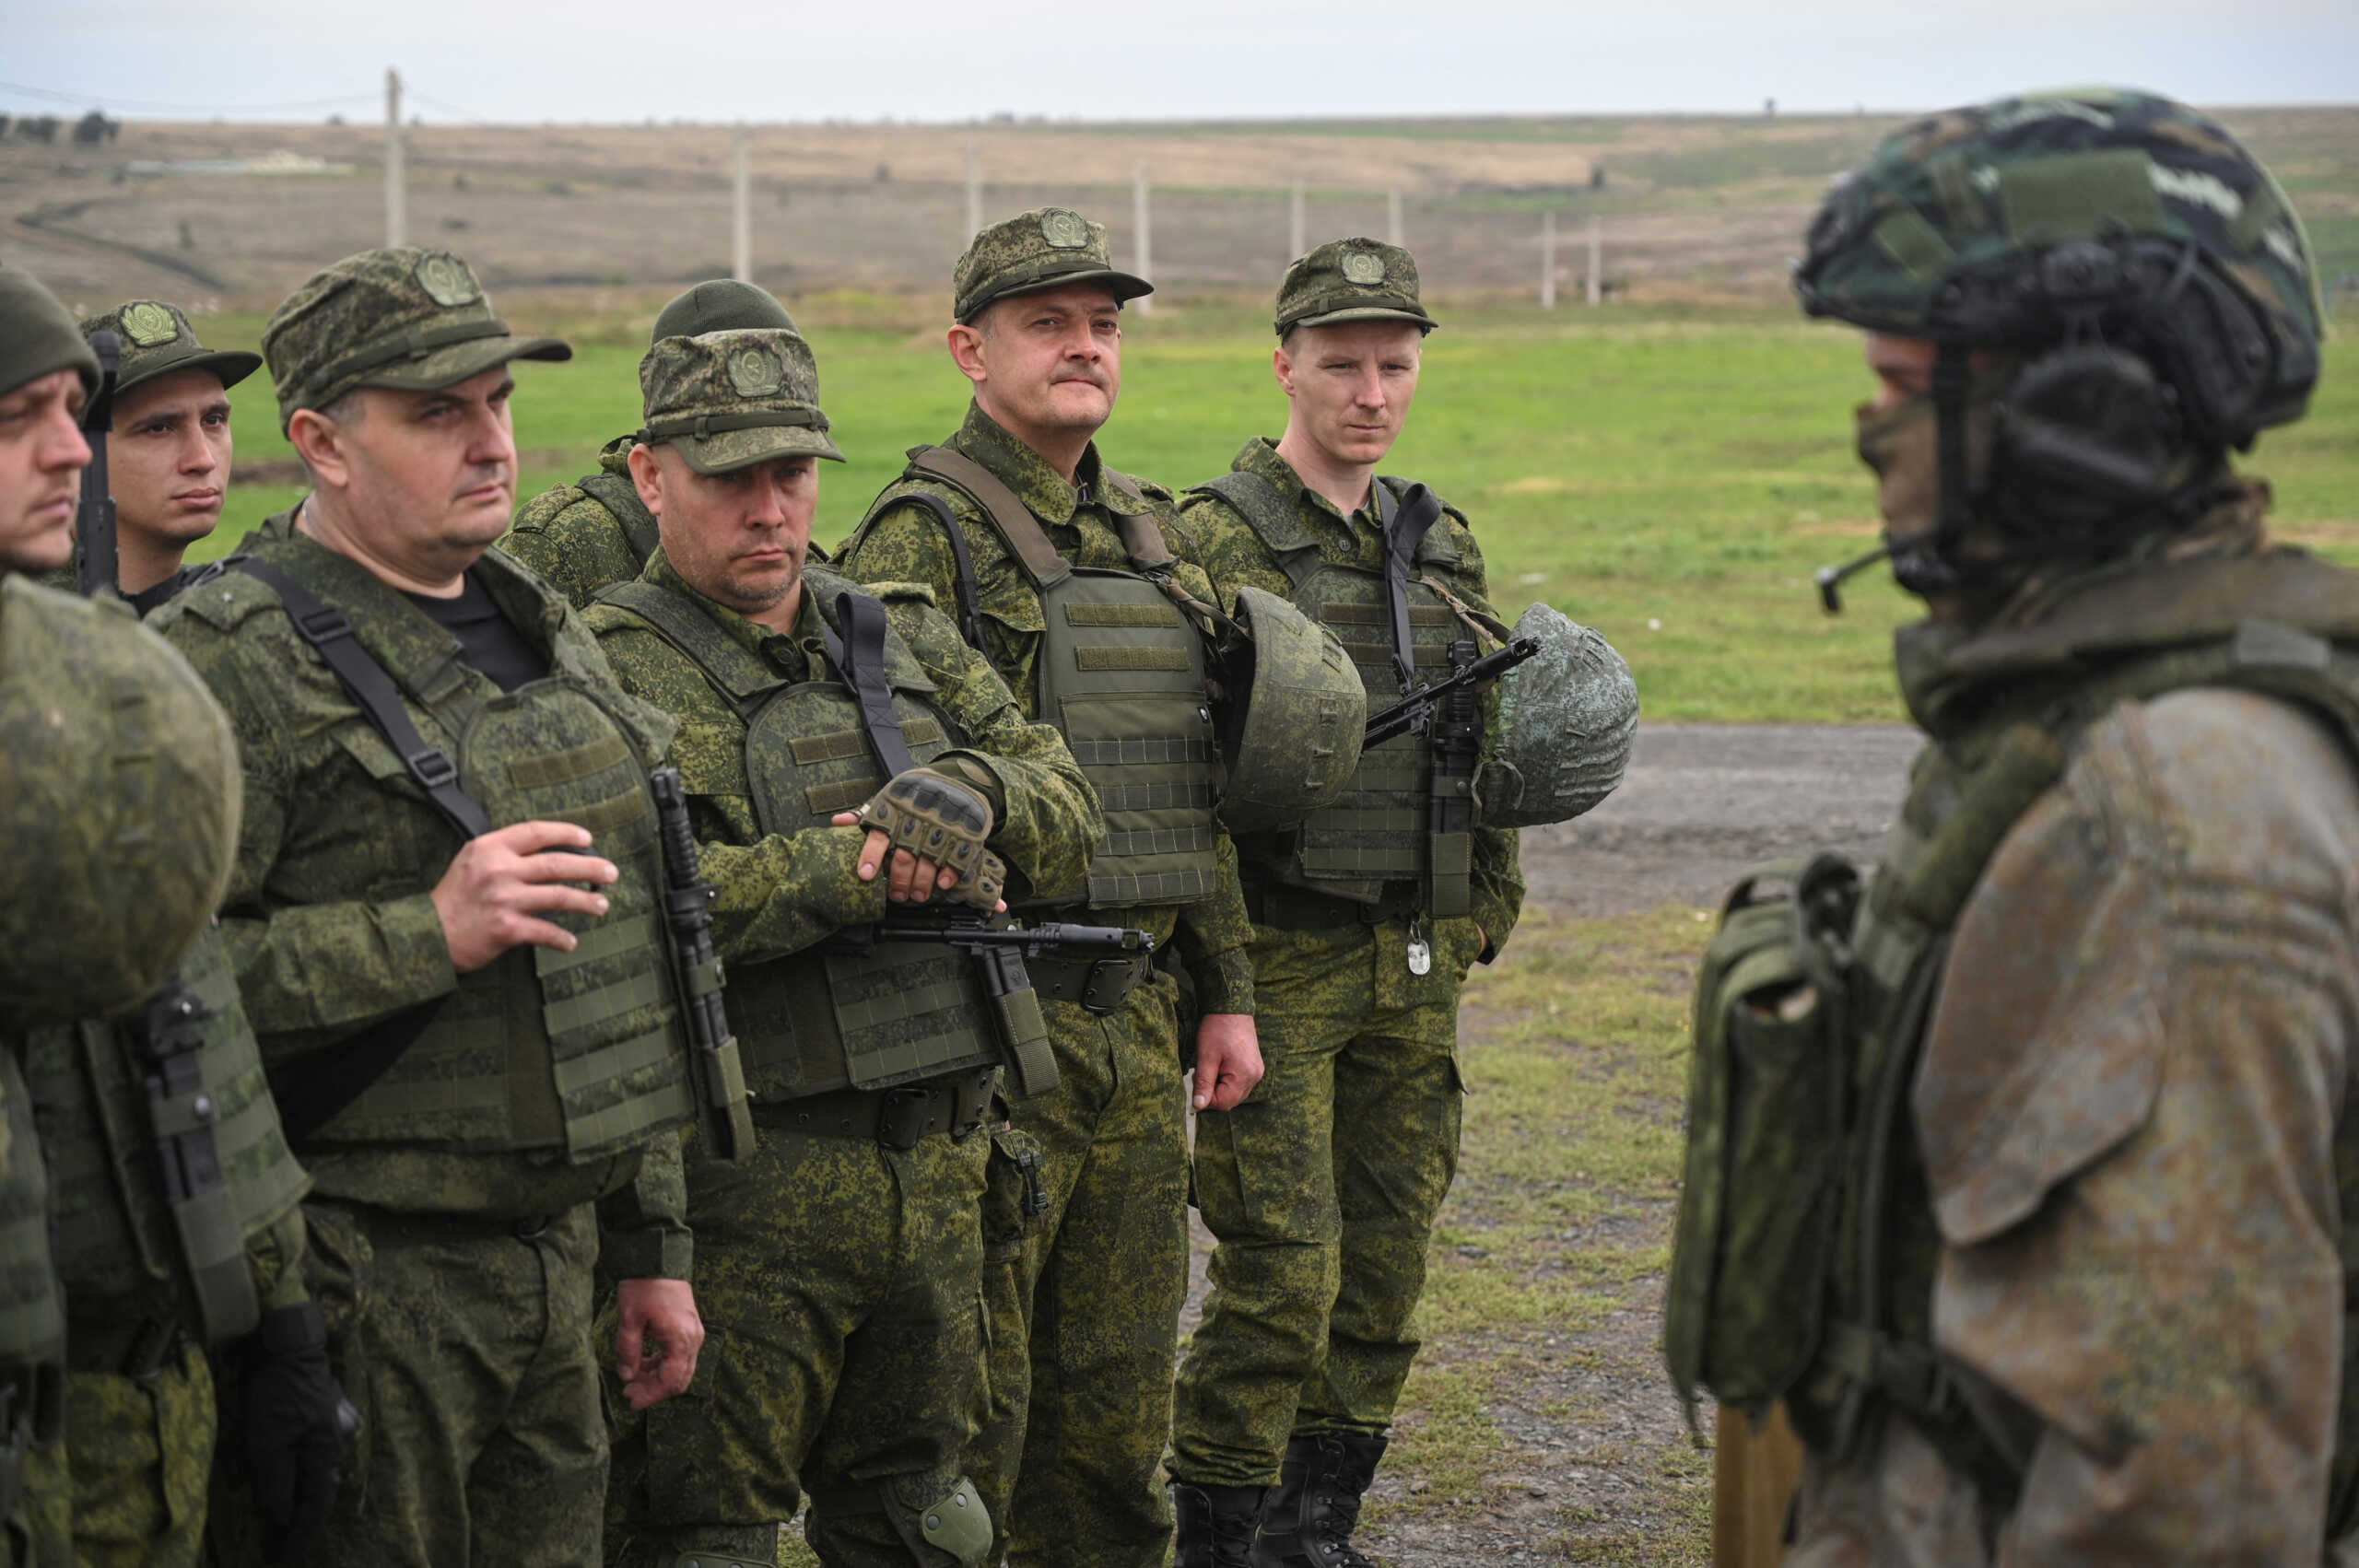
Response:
[0,1048,65,1409]
[574,471,663,568]
[229,548,698,1162]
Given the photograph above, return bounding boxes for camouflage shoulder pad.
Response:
[863,578,941,609]
[510,480,593,533]
[158,560,285,634]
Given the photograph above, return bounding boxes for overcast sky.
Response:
[6,0,2353,123]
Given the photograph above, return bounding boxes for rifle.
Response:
[651,767,754,1161]
[830,913,1156,1098]
[75,329,121,598]
[1361,634,1539,748]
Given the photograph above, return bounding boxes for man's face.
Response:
[1863,332,1939,411]
[956,283,1123,442]
[0,368,92,574]
[305,367,518,566]
[110,368,231,549]
[632,443,818,617]
[1274,322,1425,470]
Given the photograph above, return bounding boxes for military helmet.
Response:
[1214,586,1367,835]
[1798,88,2320,450]
[1473,603,1637,830]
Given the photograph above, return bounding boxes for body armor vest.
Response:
[596,571,1003,1098]
[235,541,705,1162]
[25,924,306,1346]
[885,447,1221,912]
[0,1047,65,1484]
[1195,470,1473,913]
[1758,553,2359,1530]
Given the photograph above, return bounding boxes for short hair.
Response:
[294,386,365,483]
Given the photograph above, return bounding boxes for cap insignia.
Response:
[416,252,480,307]
[120,301,181,347]
[726,345,782,398]
[1340,252,1387,286]
[1039,209,1090,250]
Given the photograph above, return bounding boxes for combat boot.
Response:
[1250,1432,1388,1568]
[1174,1481,1266,1568]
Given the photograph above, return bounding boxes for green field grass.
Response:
[202,302,2359,725]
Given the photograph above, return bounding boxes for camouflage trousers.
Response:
[604,1111,990,1568]
[301,1199,607,1568]
[16,1337,211,1568]
[1169,914,1478,1487]
[974,976,1190,1568]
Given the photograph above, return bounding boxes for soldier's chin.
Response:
[0,509,75,575]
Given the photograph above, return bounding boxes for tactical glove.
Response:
[241,1301,352,1562]
[857,768,1006,910]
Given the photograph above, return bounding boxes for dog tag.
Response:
[1405,918,1432,977]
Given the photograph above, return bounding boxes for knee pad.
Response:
[632,1523,781,1568]
[884,1473,993,1567]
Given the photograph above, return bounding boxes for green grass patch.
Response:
[203,303,2359,725]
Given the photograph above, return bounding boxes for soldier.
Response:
[1663,89,2358,1563]
[1167,240,1528,1567]
[837,207,1271,1568]
[65,300,262,611]
[503,279,800,608]
[585,325,1101,1568]
[150,247,749,1566]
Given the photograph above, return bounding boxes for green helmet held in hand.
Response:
[1214,585,1367,835]
[1798,88,2324,601]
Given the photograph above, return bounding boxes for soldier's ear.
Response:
[946,321,990,387]
[627,440,665,516]
[287,405,351,491]
[1272,344,1296,397]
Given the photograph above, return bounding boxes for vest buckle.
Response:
[405,747,460,790]
[294,605,352,643]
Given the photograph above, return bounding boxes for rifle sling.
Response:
[1379,481,1443,695]
[825,590,918,781]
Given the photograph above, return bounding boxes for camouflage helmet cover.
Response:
[639,328,845,474]
[1796,87,2321,442]
[1214,585,1367,834]
[1473,602,1637,830]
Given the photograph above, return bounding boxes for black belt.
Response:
[66,1316,186,1381]
[1025,951,1149,1015]
[757,1070,996,1151]
[1242,881,1417,932]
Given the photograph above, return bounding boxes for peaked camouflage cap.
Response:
[639,328,845,474]
[954,207,1152,322]
[1275,239,1435,336]
[80,299,261,400]
[263,247,570,430]
[651,278,798,345]
[0,262,100,400]
[1797,88,2323,348]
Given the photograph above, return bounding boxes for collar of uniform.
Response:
[596,432,637,476]
[468,538,571,653]
[948,400,1109,529]
[1234,435,1379,534]
[643,545,824,681]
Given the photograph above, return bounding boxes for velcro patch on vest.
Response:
[1094,779,1215,813]
[1075,646,1193,673]
[806,776,882,815]
[1342,643,1454,670]
[561,785,653,839]
[1063,602,1186,628]
[791,718,944,766]
[506,731,632,790]
[1319,602,1455,626]
[1066,735,1213,766]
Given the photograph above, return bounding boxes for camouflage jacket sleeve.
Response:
[1174,836,1255,1016]
[1441,515,1526,962]
[876,586,1099,905]
[839,492,1044,717]
[595,1129,691,1281]
[1910,689,2359,1562]
[150,601,459,1043]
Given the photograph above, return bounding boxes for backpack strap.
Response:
[904,445,1074,592]
[575,471,663,567]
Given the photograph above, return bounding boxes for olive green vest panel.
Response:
[0,1047,65,1385]
[1817,562,2359,1515]
[241,544,702,1163]
[904,448,1221,912]
[25,925,306,1344]
[1203,472,1466,909]
[596,574,1002,1099]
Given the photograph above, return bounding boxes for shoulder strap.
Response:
[905,445,1073,591]
[865,487,989,655]
[596,579,785,718]
[827,591,917,780]
[575,471,663,566]
[229,556,492,843]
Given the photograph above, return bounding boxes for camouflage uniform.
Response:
[503,280,800,610]
[1171,433,1522,1483]
[587,326,1098,1568]
[1660,91,2359,1563]
[151,250,713,1568]
[838,209,1257,1568]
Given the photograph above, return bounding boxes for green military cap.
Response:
[639,328,845,475]
[262,246,570,430]
[79,299,261,399]
[0,263,100,401]
[651,279,798,345]
[954,207,1152,323]
[1274,238,1437,336]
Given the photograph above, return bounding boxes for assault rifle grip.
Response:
[75,330,121,600]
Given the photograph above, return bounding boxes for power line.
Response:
[0,79,376,115]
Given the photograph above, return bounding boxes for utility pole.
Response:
[1587,213,1602,306]
[1133,161,1153,315]
[383,68,405,250]
[964,137,983,240]
[1288,178,1306,260]
[1541,209,1557,309]
[732,125,752,283]
[1387,189,1403,247]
